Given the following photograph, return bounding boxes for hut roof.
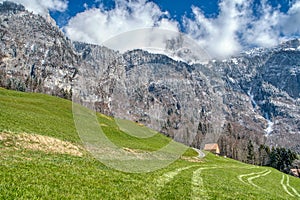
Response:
[204,143,219,150]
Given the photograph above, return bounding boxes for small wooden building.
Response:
[204,143,220,154]
[290,169,300,177]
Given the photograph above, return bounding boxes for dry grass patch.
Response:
[0,132,84,157]
[180,156,203,163]
[100,123,108,127]
[98,113,113,121]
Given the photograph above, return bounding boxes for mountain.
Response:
[0,1,299,162]
[0,1,78,98]
[73,41,300,160]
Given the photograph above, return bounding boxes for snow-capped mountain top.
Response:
[101,28,211,65]
[279,38,300,50]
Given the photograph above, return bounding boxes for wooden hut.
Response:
[204,143,220,154]
[290,169,300,177]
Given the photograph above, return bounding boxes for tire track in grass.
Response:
[247,170,271,188]
[129,165,199,199]
[238,169,272,189]
[281,175,295,197]
[153,165,203,199]
[238,169,268,185]
[191,167,218,200]
[157,165,272,199]
[156,165,201,188]
[281,174,300,197]
[191,166,253,200]
[286,174,300,197]
[155,165,217,199]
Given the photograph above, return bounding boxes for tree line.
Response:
[248,141,299,176]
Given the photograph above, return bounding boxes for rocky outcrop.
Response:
[0,2,299,161]
[73,40,300,159]
[0,1,78,99]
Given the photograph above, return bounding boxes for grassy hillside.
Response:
[0,88,300,199]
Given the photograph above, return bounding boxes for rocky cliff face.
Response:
[73,40,300,160]
[0,2,299,162]
[213,45,300,154]
[0,1,78,99]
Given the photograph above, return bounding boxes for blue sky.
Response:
[50,0,221,28]
[50,0,293,28]
[50,0,293,27]
[2,0,300,58]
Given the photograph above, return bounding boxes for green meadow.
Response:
[0,88,299,199]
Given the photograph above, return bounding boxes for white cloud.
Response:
[64,0,179,46]
[0,0,68,15]
[243,0,282,47]
[183,0,251,58]
[280,1,300,36]
[244,0,300,47]
[182,0,300,58]
[8,0,300,59]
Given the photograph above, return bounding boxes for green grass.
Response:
[1,88,300,199]
[0,88,78,142]
[0,87,191,154]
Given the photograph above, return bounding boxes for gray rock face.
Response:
[0,1,78,99]
[74,41,300,159]
[0,2,299,161]
[216,46,300,154]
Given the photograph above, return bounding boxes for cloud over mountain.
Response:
[3,0,300,59]
[63,0,300,58]
[184,0,300,58]
[63,0,179,45]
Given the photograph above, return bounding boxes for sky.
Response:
[2,0,300,58]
